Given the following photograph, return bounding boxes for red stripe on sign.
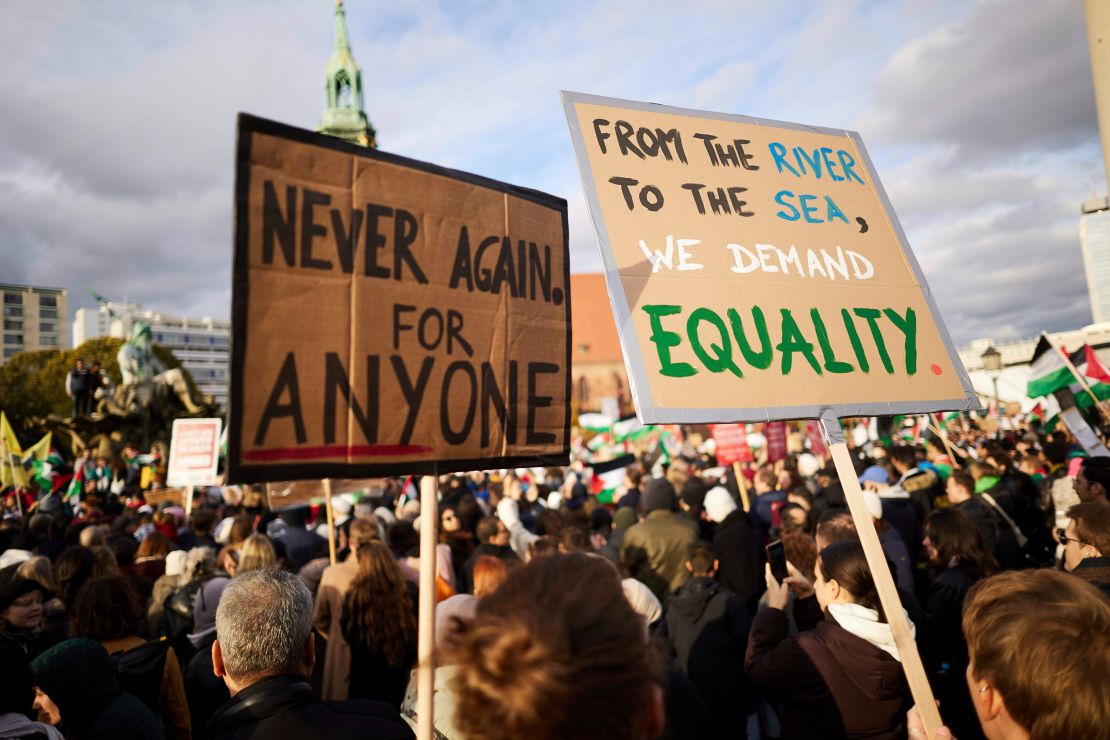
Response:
[243,444,433,462]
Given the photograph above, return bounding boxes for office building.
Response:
[1080,196,1110,323]
[73,302,229,408]
[1,284,68,364]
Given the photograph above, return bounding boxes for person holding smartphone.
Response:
[745,541,913,739]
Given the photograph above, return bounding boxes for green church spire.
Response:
[318,0,376,147]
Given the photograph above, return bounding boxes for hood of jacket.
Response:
[810,618,906,702]
[669,576,721,623]
[31,638,120,735]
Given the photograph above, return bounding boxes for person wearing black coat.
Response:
[746,542,911,740]
[662,542,753,730]
[208,569,412,740]
[32,637,165,740]
[704,487,764,614]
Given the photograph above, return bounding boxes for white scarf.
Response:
[827,602,914,662]
[0,712,65,740]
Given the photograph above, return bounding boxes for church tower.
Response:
[318,0,376,147]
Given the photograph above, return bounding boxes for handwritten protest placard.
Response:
[229,115,571,484]
[561,92,977,423]
[167,418,222,488]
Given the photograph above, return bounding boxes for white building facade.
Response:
[1080,197,1110,323]
[73,303,229,408]
[1,283,68,364]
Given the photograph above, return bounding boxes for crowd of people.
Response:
[1,418,1109,739]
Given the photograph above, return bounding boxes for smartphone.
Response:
[766,539,788,583]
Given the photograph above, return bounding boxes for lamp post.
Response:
[981,345,1002,438]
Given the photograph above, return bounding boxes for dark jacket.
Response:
[664,577,753,722]
[184,630,229,739]
[32,637,165,740]
[953,497,1021,570]
[1071,556,1110,599]
[711,510,765,614]
[877,528,914,594]
[746,598,910,739]
[752,490,786,534]
[207,674,413,740]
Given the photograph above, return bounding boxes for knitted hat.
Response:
[164,550,188,578]
[642,478,676,514]
[703,486,738,523]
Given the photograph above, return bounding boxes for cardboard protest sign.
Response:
[562,92,978,423]
[764,421,788,462]
[144,488,186,507]
[710,423,752,464]
[167,418,222,488]
[230,115,571,484]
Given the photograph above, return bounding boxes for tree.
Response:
[0,338,197,445]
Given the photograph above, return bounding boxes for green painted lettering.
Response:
[841,308,869,372]
[777,309,822,375]
[883,307,917,375]
[810,308,853,373]
[727,306,773,369]
[687,308,742,378]
[642,304,696,377]
[853,308,893,374]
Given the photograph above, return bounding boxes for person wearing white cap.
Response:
[703,487,764,614]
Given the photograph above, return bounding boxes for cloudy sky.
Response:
[0,0,1102,347]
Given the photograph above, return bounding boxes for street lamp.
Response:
[981,345,1002,436]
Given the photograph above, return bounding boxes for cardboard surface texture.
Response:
[562,92,979,423]
[230,115,571,483]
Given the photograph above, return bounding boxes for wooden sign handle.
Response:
[417,472,438,740]
[732,461,751,512]
[820,413,942,738]
[323,478,337,566]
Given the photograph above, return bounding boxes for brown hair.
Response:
[815,509,856,546]
[963,570,1110,739]
[925,508,998,579]
[347,516,379,550]
[755,469,777,489]
[1067,502,1110,555]
[73,574,143,641]
[949,469,975,495]
[817,541,886,622]
[136,533,172,560]
[340,542,416,669]
[449,553,655,740]
[782,530,818,583]
[472,556,509,599]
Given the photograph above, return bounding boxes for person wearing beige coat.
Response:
[313,517,380,700]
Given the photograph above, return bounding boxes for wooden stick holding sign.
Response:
[731,462,751,512]
[323,478,337,566]
[416,473,438,740]
[820,412,942,737]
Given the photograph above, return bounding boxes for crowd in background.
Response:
[1,418,1109,740]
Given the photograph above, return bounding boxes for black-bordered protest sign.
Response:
[229,115,571,484]
[561,92,977,423]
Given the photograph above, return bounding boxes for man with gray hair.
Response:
[207,570,413,740]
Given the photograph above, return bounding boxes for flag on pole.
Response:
[1028,402,1044,423]
[21,433,52,467]
[1027,336,1075,398]
[0,412,27,488]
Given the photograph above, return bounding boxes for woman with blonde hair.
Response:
[232,533,276,575]
[340,541,418,708]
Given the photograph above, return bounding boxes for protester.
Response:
[460,517,518,593]
[340,541,418,708]
[182,574,231,739]
[663,541,753,731]
[746,541,911,739]
[1061,501,1110,596]
[470,555,508,599]
[65,359,91,418]
[208,569,414,739]
[0,657,63,739]
[910,569,1110,739]
[230,532,276,575]
[72,575,190,740]
[32,637,164,740]
[398,593,478,738]
[270,507,327,570]
[945,470,1021,570]
[750,469,785,534]
[0,577,52,665]
[921,508,997,738]
[620,477,698,603]
[704,486,764,613]
[449,552,663,740]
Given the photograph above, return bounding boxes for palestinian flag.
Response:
[1027,336,1074,398]
[577,413,612,433]
[612,416,656,442]
[1027,402,1044,423]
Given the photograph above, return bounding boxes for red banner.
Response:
[711,424,753,464]
[765,421,788,463]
